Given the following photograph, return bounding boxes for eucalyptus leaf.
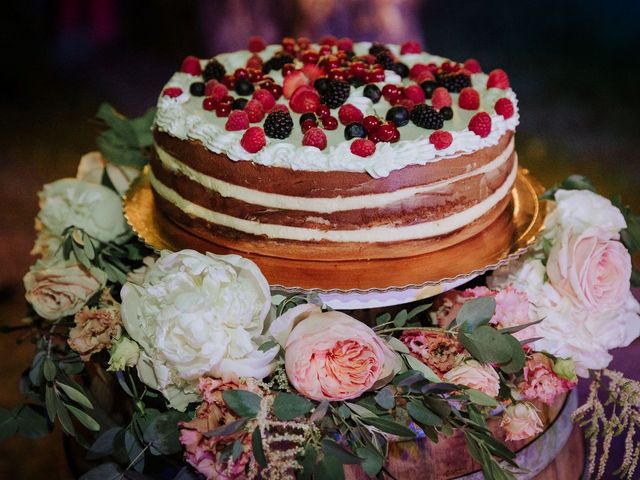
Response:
[393,370,426,387]
[321,438,361,465]
[231,439,243,461]
[57,382,94,409]
[56,398,76,436]
[314,453,345,480]
[222,390,262,419]
[356,446,384,477]
[15,405,49,438]
[300,443,318,480]
[79,462,123,480]
[45,386,57,422]
[143,410,189,455]
[540,174,595,200]
[407,303,431,321]
[272,392,314,421]
[360,416,415,438]
[407,400,442,427]
[87,426,122,460]
[458,326,512,364]
[404,355,441,383]
[258,339,279,352]
[384,335,410,354]
[205,418,247,438]
[455,297,496,333]
[466,389,499,408]
[29,351,46,386]
[393,309,408,327]
[0,408,17,442]
[375,312,391,326]
[374,387,395,410]
[499,334,526,374]
[124,430,145,472]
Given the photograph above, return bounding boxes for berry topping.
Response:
[206,83,228,102]
[382,84,402,102]
[468,112,492,137]
[267,84,283,100]
[301,119,317,133]
[232,98,248,110]
[162,87,183,98]
[403,84,426,104]
[240,126,266,153]
[463,58,482,74]
[351,138,376,157]
[189,82,205,97]
[438,72,471,93]
[487,69,510,89]
[393,63,410,78]
[322,116,339,130]
[244,99,265,122]
[283,70,309,99]
[420,80,438,99]
[320,79,351,109]
[299,112,317,125]
[440,106,454,121]
[376,52,395,70]
[315,104,331,119]
[458,87,480,110]
[410,64,434,82]
[400,40,421,55]
[234,68,249,80]
[429,130,453,150]
[264,110,294,139]
[320,35,338,46]
[369,43,388,56]
[269,104,289,114]
[289,86,321,114]
[314,77,330,95]
[203,59,226,82]
[376,122,399,142]
[338,104,364,125]
[246,54,263,70]
[431,87,452,110]
[215,103,231,117]
[225,110,250,131]
[344,122,367,140]
[410,104,444,130]
[363,115,381,133]
[494,98,514,119]
[248,36,266,52]
[252,89,276,111]
[302,127,327,150]
[202,97,216,111]
[235,78,255,96]
[180,56,202,76]
[385,106,410,127]
[363,84,382,103]
[337,37,354,52]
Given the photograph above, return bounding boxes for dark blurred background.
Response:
[0,1,639,478]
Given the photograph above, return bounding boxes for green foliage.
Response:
[221,389,262,418]
[612,196,640,287]
[272,392,314,421]
[452,297,496,332]
[540,174,595,200]
[143,410,190,455]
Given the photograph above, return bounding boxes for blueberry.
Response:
[392,62,409,78]
[344,122,367,140]
[314,77,330,95]
[363,84,382,103]
[420,80,438,99]
[385,106,410,127]
[348,76,365,87]
[235,78,254,96]
[299,112,317,125]
[232,98,248,110]
[440,106,453,121]
[189,82,205,96]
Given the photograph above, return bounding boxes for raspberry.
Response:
[289,86,321,114]
[403,84,426,104]
[244,99,265,122]
[270,104,289,114]
[338,104,364,125]
[320,79,351,109]
[458,87,480,110]
[246,54,263,70]
[206,83,229,102]
[494,98,515,119]
[225,110,250,131]
[283,70,309,99]
[264,110,294,138]
[487,69,510,89]
[350,138,376,157]
[252,89,276,111]
[180,56,202,76]
[248,36,266,53]
[410,104,444,130]
[438,72,471,93]
[337,37,354,52]
[410,64,431,82]
[400,40,421,55]
[203,59,226,82]
[320,35,338,46]
[240,126,266,153]
[431,87,452,110]
[162,87,183,98]
[463,58,482,74]
[468,112,492,137]
[429,130,453,150]
[302,127,327,150]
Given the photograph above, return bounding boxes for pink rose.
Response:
[24,260,105,320]
[547,227,631,312]
[500,403,543,442]
[284,311,398,402]
[517,353,576,405]
[443,359,500,398]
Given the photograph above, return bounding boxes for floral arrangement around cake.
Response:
[2,42,640,480]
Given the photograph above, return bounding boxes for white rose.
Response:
[38,178,128,244]
[120,250,278,410]
[544,189,626,240]
[108,336,141,371]
[77,151,140,195]
[500,403,543,442]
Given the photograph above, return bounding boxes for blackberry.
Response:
[437,72,471,93]
[375,52,395,70]
[369,43,388,56]
[262,54,294,73]
[348,76,364,87]
[392,62,409,78]
[231,98,248,110]
[203,60,226,82]
[189,82,205,96]
[410,104,444,130]
[264,110,293,139]
[314,77,330,95]
[420,80,438,99]
[440,106,453,121]
[363,84,382,103]
[320,79,351,109]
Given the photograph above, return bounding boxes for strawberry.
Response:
[403,84,426,104]
[225,110,250,131]
[429,130,453,149]
[463,58,482,74]
[180,56,201,76]
[400,40,421,55]
[350,138,376,157]
[252,89,276,111]
[487,68,510,89]
[283,70,309,99]
[247,36,266,53]
[494,98,515,118]
[244,99,265,122]
[431,87,452,110]
[301,64,325,83]
[240,126,266,153]
[289,85,321,114]
[458,87,480,110]
[338,104,364,125]
[302,127,328,150]
[468,112,492,137]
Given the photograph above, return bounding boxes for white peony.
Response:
[38,178,128,244]
[544,189,626,240]
[76,151,140,195]
[120,250,278,411]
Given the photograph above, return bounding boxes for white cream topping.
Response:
[154,43,519,178]
[150,158,517,243]
[154,138,514,213]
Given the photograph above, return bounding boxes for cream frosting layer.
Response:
[150,158,518,243]
[154,138,515,213]
[154,42,519,178]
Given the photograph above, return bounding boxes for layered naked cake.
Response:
[151,37,519,260]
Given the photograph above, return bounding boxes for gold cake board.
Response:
[124,167,547,308]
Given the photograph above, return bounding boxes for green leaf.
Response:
[45,386,57,422]
[375,312,391,326]
[498,319,542,335]
[310,400,330,423]
[466,389,499,408]
[56,399,76,436]
[65,404,100,431]
[393,370,426,387]
[272,392,314,421]
[321,438,361,465]
[355,446,384,477]
[15,405,49,438]
[43,358,56,382]
[0,408,18,442]
[87,427,122,460]
[205,418,247,438]
[407,303,431,321]
[57,382,94,409]
[385,335,410,354]
[540,174,596,200]
[231,439,243,461]
[374,386,395,410]
[124,430,145,472]
[393,309,408,327]
[251,427,267,468]
[345,402,377,418]
[360,416,415,438]
[407,400,443,427]
[337,404,352,419]
[314,453,345,480]
[258,339,279,352]
[222,390,262,418]
[499,334,526,374]
[29,351,46,386]
[458,326,512,364]
[83,234,96,260]
[455,297,496,333]
[404,354,441,383]
[423,397,452,419]
[300,443,318,480]
[143,410,189,455]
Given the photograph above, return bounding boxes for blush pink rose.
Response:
[500,403,544,442]
[443,359,501,398]
[517,354,576,405]
[284,311,398,402]
[547,227,631,312]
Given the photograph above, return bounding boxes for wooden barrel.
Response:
[345,390,583,479]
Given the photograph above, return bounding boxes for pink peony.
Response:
[500,403,544,442]
[518,354,576,405]
[547,227,631,312]
[400,330,463,377]
[284,311,398,402]
[443,359,500,398]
